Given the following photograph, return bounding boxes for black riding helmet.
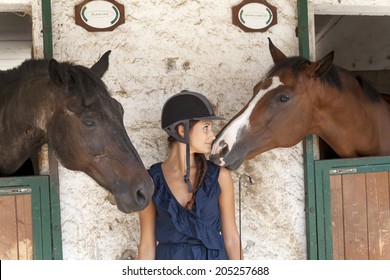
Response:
[161,90,224,143]
[161,90,224,192]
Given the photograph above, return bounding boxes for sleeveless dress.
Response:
[148,160,228,260]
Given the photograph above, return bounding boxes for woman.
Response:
[138,90,240,260]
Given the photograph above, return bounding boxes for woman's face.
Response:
[189,120,216,154]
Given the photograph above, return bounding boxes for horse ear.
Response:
[308,51,334,78]
[268,37,287,63]
[48,59,67,87]
[90,50,111,77]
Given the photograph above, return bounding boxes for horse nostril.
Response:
[214,140,229,155]
[221,142,229,156]
[136,188,147,206]
[219,140,227,147]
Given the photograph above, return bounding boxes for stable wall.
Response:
[15,0,388,259]
[45,0,302,260]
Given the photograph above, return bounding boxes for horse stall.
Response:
[0,5,55,260]
[309,3,390,259]
[0,0,389,260]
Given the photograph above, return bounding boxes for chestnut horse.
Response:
[210,39,390,170]
[0,52,153,213]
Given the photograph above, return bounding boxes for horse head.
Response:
[210,39,335,170]
[47,51,153,213]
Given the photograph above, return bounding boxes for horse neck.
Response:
[0,74,55,173]
[312,80,387,157]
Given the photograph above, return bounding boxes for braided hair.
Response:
[167,120,208,210]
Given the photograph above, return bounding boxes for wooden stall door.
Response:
[0,192,33,259]
[330,172,390,259]
[0,176,53,260]
[313,158,390,259]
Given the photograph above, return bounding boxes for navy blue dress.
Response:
[148,161,228,260]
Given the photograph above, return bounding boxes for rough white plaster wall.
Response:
[27,0,303,260]
[31,0,390,260]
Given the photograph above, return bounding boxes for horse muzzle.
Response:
[113,176,154,213]
[210,141,247,170]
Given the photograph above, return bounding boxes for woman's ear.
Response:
[177,124,185,138]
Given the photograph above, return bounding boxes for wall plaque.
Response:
[232,0,277,32]
[75,0,125,32]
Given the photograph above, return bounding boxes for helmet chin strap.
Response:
[183,121,193,193]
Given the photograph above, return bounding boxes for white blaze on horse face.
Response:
[212,77,283,159]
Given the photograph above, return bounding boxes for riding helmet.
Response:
[161,90,224,143]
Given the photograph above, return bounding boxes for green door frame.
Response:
[297,0,318,260]
[41,0,63,259]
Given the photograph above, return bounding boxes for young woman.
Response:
[138,90,240,260]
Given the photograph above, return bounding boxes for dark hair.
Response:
[167,120,207,210]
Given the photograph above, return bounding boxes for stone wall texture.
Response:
[21,0,389,259]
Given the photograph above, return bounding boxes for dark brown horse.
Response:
[0,52,153,213]
[210,39,390,170]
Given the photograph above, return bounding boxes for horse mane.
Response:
[354,76,382,102]
[267,56,382,102]
[0,59,49,86]
[0,58,108,105]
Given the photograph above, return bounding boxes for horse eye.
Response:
[276,95,290,103]
[83,120,95,127]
